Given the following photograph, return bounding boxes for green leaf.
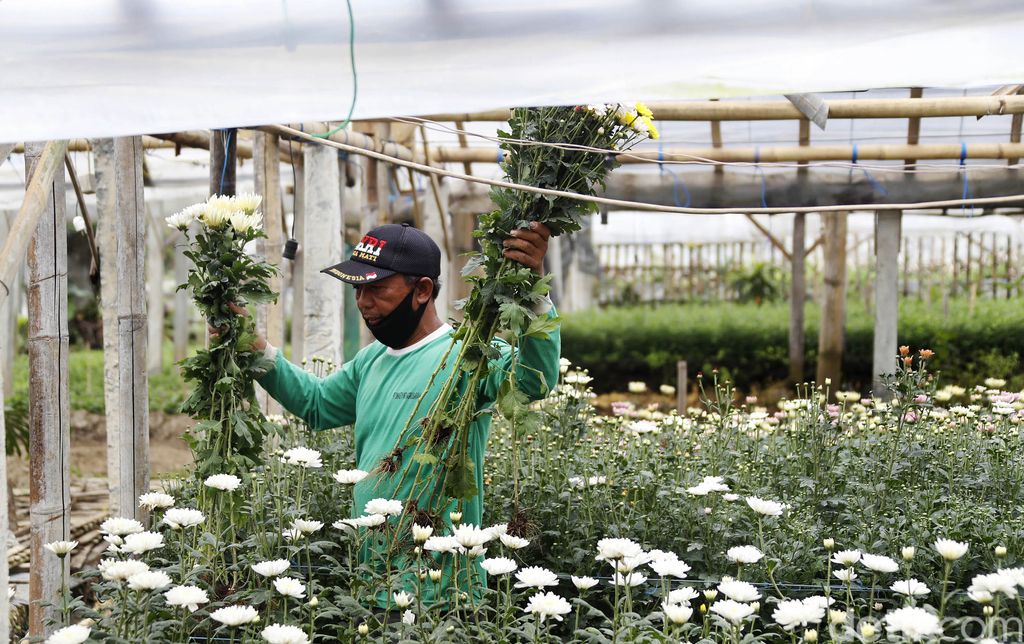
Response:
[524,314,561,339]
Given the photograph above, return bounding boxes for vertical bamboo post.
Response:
[421,179,451,321]
[789,213,807,384]
[254,132,285,412]
[301,143,344,365]
[0,361,6,641]
[25,141,71,638]
[146,210,164,373]
[210,129,238,197]
[172,231,191,362]
[291,161,307,360]
[873,211,901,398]
[676,360,688,413]
[816,211,848,391]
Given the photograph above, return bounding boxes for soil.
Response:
[5,411,194,489]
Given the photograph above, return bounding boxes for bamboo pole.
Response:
[253,131,285,414]
[172,231,191,362]
[873,211,901,398]
[0,360,6,642]
[11,138,175,154]
[417,95,1024,122]
[788,213,806,384]
[905,88,924,170]
[25,141,71,639]
[434,142,1024,165]
[273,123,419,163]
[146,209,164,374]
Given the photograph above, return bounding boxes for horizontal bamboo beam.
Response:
[435,142,1024,164]
[273,123,420,164]
[417,95,1024,123]
[12,138,175,154]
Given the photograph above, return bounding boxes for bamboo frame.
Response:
[417,95,1024,122]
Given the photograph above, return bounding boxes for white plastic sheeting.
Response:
[2,0,1023,143]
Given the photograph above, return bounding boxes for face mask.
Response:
[366,283,427,349]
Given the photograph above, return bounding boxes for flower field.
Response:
[38,349,1024,643]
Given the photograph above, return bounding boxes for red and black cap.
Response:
[321,223,441,285]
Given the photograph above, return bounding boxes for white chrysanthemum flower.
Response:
[500,534,530,550]
[571,575,599,591]
[659,384,677,396]
[453,524,492,549]
[628,381,647,393]
[127,570,172,591]
[402,609,415,625]
[668,586,701,604]
[165,204,204,231]
[833,568,858,582]
[273,577,306,599]
[610,571,648,587]
[204,474,242,492]
[746,496,784,517]
[165,585,209,611]
[138,492,175,510]
[392,590,413,608]
[970,572,1019,598]
[333,469,369,484]
[831,549,862,566]
[883,606,943,641]
[163,508,205,529]
[260,623,308,644]
[210,605,260,627]
[523,592,572,622]
[772,598,825,631]
[662,600,693,624]
[252,559,291,577]
[596,537,644,561]
[292,519,324,535]
[718,579,761,602]
[281,447,323,468]
[101,516,145,536]
[98,558,149,581]
[480,557,518,576]
[710,599,755,624]
[486,523,508,539]
[423,536,464,554]
[103,534,123,553]
[281,528,304,541]
[44,540,78,557]
[364,498,403,516]
[229,211,263,234]
[648,549,679,563]
[200,197,236,229]
[466,545,487,559]
[727,545,764,564]
[699,476,730,492]
[122,531,164,555]
[891,579,930,597]
[934,538,969,561]
[345,514,386,529]
[861,553,900,574]
[649,559,691,579]
[614,552,652,573]
[514,566,559,589]
[985,378,1007,389]
[44,624,91,644]
[412,524,433,543]
[627,419,660,434]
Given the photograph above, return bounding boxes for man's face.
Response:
[353,274,416,326]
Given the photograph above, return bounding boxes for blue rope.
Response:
[753,147,768,208]
[497,148,505,164]
[218,129,233,195]
[657,143,691,208]
[849,143,888,196]
[960,142,974,216]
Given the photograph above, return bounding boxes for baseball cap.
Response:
[321,223,441,285]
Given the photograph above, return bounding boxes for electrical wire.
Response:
[267,124,1024,216]
[310,0,358,140]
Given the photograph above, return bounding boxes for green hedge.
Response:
[561,299,1024,392]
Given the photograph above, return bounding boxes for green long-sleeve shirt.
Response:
[257,311,560,603]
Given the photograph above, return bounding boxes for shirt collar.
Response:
[385,323,453,357]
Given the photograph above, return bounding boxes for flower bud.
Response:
[828,610,846,625]
[903,356,914,367]
[984,605,994,616]
[699,603,707,614]
[307,596,318,608]
[899,345,910,356]
[429,569,443,582]
[804,629,818,643]
[703,590,718,601]
[358,623,369,636]
[449,511,462,523]
[996,545,1008,558]
[901,546,915,561]
[860,623,876,638]
[823,538,835,551]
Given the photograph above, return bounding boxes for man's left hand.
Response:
[502,221,551,274]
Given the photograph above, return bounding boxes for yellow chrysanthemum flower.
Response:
[635,101,654,119]
[643,116,659,140]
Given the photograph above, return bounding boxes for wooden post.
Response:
[93,137,150,518]
[146,211,164,373]
[210,128,238,197]
[816,211,848,391]
[301,143,344,365]
[0,361,7,642]
[788,213,807,384]
[172,232,191,362]
[291,161,306,361]
[25,141,71,639]
[254,132,285,411]
[676,360,688,413]
[420,179,451,322]
[873,211,901,398]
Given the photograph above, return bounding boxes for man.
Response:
[251,221,560,604]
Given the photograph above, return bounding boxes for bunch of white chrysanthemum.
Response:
[523,592,572,622]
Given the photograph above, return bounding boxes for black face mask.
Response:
[366,284,427,349]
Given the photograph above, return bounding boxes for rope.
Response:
[267,124,1024,216]
[217,129,233,195]
[309,0,359,140]
[753,147,768,208]
[657,143,690,208]
[960,142,974,217]
[850,144,889,196]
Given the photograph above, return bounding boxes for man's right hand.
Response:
[208,302,268,352]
